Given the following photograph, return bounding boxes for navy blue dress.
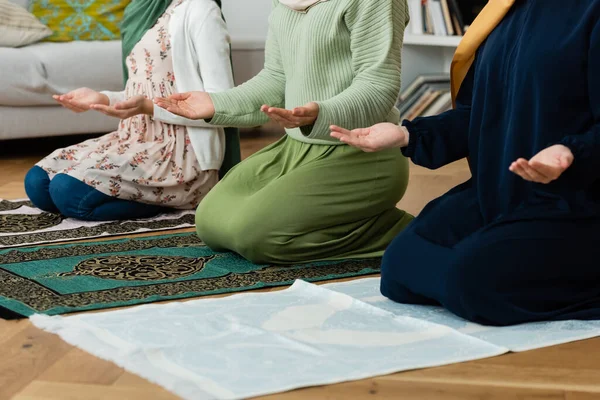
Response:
[382,0,600,326]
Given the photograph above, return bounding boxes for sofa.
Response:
[0,0,123,141]
[0,0,267,142]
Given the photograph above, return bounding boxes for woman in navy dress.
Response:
[330,0,600,326]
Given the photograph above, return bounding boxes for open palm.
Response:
[154,91,215,120]
[330,123,408,152]
[509,144,574,184]
[53,87,108,113]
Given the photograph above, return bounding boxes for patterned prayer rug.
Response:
[0,199,195,249]
[0,233,381,318]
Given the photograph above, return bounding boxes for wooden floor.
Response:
[1,127,599,400]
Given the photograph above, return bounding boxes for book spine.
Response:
[440,0,455,36]
[430,1,448,36]
[447,0,466,34]
[409,0,424,35]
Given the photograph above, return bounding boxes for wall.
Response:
[222,0,272,47]
[222,0,271,84]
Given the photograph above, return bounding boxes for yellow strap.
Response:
[450,0,516,107]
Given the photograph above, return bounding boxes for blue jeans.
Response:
[24,166,169,221]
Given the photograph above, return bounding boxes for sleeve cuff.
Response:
[558,136,589,163]
[100,91,125,106]
[207,92,235,126]
[301,100,347,142]
[400,119,419,157]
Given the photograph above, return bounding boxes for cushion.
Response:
[0,40,123,106]
[29,0,130,42]
[0,0,52,47]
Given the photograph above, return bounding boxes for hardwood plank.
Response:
[0,324,72,399]
[475,338,600,370]
[38,348,124,386]
[389,361,600,393]
[0,320,28,345]
[14,380,177,400]
[256,378,567,400]
[566,392,600,400]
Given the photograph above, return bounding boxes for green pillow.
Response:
[30,0,130,42]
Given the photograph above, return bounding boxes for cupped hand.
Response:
[90,95,153,119]
[330,123,409,152]
[509,144,574,184]
[53,87,109,113]
[260,102,319,129]
[154,91,215,120]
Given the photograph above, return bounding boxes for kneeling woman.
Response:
[331,0,600,325]
[156,0,413,264]
[25,0,238,221]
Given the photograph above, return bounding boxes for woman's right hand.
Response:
[53,87,109,113]
[330,123,409,152]
[154,91,215,120]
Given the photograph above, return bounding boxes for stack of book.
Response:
[408,0,467,36]
[396,75,452,121]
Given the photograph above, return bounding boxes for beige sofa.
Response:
[0,0,122,140]
[0,0,268,141]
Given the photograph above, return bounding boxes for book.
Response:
[406,90,443,120]
[447,0,466,35]
[422,91,452,116]
[424,1,434,34]
[451,13,463,36]
[429,0,448,36]
[409,0,424,34]
[398,85,431,117]
[398,74,450,103]
[398,82,450,117]
[440,0,455,36]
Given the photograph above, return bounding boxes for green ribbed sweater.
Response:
[209,0,409,145]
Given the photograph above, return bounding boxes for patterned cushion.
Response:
[29,0,130,42]
[0,0,52,47]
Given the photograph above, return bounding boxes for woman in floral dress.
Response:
[24,0,236,221]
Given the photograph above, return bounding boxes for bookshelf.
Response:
[400,35,460,93]
[404,34,463,47]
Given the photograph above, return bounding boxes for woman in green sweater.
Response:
[155,0,412,264]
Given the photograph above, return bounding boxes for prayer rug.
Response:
[0,198,195,248]
[0,233,380,318]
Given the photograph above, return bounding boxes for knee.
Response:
[196,195,282,264]
[24,166,49,190]
[443,246,509,326]
[380,228,424,304]
[195,195,225,249]
[24,166,57,212]
[48,174,87,218]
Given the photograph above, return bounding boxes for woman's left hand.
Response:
[261,102,319,128]
[509,144,574,184]
[90,95,153,119]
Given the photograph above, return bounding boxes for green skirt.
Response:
[196,136,413,264]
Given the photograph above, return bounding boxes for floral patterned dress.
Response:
[37,0,218,210]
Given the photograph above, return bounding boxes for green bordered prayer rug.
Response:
[0,233,381,318]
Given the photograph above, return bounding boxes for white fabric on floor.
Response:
[31,278,600,399]
[0,199,195,248]
[31,280,508,400]
[326,277,600,352]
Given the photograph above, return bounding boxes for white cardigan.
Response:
[103,0,235,171]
